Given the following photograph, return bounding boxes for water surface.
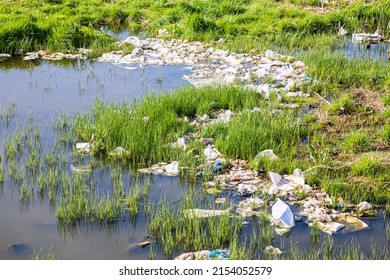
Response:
[0,58,389,260]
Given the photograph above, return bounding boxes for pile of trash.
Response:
[74,129,370,240]
[194,143,370,237]
[352,30,382,44]
[98,36,309,99]
[71,36,371,254]
[23,49,89,61]
[0,53,11,60]
[138,161,180,176]
[190,109,234,129]
[175,249,230,260]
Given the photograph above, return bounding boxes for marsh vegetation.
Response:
[0,0,389,260]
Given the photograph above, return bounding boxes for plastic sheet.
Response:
[183,208,230,218]
[271,199,295,229]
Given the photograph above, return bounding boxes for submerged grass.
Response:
[85,86,264,163]
[1,0,390,261]
[1,63,389,260]
[67,83,389,206]
[149,196,243,256]
[72,86,310,175]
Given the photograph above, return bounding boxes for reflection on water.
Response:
[335,36,389,61]
[1,58,389,260]
[0,58,193,260]
[0,59,191,120]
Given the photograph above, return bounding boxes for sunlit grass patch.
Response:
[341,131,371,154]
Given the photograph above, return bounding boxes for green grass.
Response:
[1,0,390,260]
[78,86,263,163]
[325,93,355,114]
[70,86,311,175]
[341,131,372,154]
[382,92,390,107]
[66,82,388,206]
[0,0,389,58]
[302,51,390,90]
[32,246,57,260]
[204,109,305,160]
[149,197,243,256]
[351,156,381,177]
[1,1,389,92]
[377,124,390,146]
[1,69,389,259]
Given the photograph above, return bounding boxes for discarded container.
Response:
[271,199,295,229]
[76,142,91,153]
[257,84,270,99]
[254,149,278,161]
[164,161,180,176]
[204,145,222,160]
[109,146,128,157]
[352,32,382,44]
[264,245,282,255]
[137,241,151,248]
[184,208,230,218]
[208,249,229,260]
[269,172,283,186]
[175,252,195,260]
[236,197,265,217]
[334,213,369,232]
[318,222,346,235]
[213,160,224,175]
[357,201,372,212]
[70,164,92,173]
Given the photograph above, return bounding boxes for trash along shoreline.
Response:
[68,35,387,260]
[2,31,388,260]
[97,36,307,98]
